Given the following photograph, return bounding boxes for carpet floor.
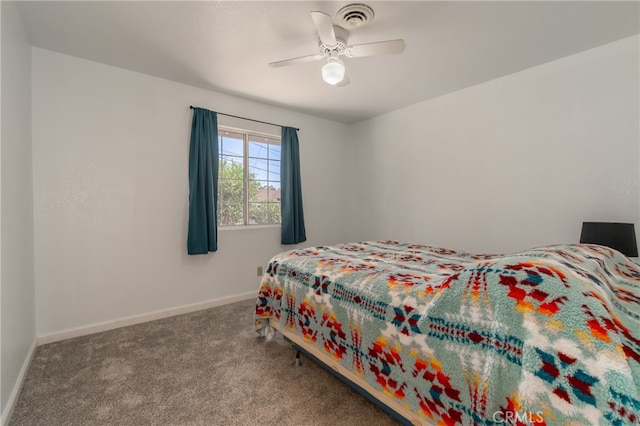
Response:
[9,298,400,425]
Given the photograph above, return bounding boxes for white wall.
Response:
[348,36,640,254]
[0,1,36,421]
[32,48,350,338]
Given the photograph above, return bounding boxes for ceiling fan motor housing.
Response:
[319,26,348,52]
[337,3,375,29]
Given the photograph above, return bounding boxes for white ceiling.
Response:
[15,1,640,124]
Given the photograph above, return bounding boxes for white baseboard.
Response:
[37,291,257,345]
[1,338,37,426]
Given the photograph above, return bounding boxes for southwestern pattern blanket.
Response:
[254,241,640,425]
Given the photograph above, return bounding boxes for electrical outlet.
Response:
[257,266,263,276]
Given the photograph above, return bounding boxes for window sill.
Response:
[219,225,281,231]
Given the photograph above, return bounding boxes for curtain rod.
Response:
[189,106,299,131]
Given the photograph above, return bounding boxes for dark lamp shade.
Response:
[579,222,638,257]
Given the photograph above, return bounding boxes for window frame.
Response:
[217,125,281,228]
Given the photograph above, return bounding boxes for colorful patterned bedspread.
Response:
[254,241,640,425]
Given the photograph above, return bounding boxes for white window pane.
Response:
[267,202,281,224]
[219,156,243,179]
[249,141,269,159]
[254,183,269,202]
[249,202,280,225]
[268,188,281,202]
[268,160,280,182]
[221,133,243,156]
[220,155,244,165]
[269,145,281,160]
[248,158,268,181]
[217,186,244,226]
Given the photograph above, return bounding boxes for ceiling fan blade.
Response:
[310,11,336,46]
[344,39,406,58]
[269,53,325,68]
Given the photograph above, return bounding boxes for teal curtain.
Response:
[187,108,218,254]
[280,127,307,244]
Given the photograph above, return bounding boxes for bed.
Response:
[254,241,640,425]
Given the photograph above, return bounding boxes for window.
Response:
[218,127,281,226]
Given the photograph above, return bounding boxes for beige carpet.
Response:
[9,298,399,425]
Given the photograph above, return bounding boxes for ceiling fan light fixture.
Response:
[322,57,345,85]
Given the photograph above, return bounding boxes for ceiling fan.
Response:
[268,3,406,86]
